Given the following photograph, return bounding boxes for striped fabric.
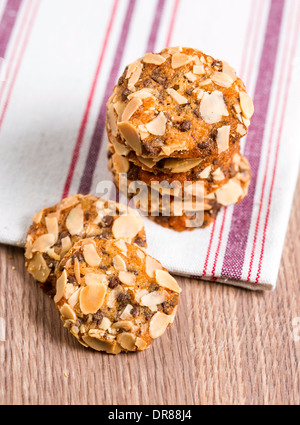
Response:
[0,0,299,290]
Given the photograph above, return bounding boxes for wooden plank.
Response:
[1,176,300,405]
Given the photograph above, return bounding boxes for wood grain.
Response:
[1,176,300,405]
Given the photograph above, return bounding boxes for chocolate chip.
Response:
[109,275,121,289]
[212,60,223,71]
[134,236,146,247]
[99,230,111,240]
[121,88,131,101]
[74,252,85,262]
[102,215,114,228]
[185,87,193,96]
[131,304,140,317]
[118,75,125,86]
[172,84,180,90]
[193,108,201,118]
[143,78,152,88]
[142,139,162,156]
[151,68,167,85]
[149,283,160,292]
[107,150,113,159]
[117,292,132,306]
[59,230,71,240]
[93,310,104,325]
[67,275,77,284]
[127,166,139,181]
[178,119,192,132]
[197,141,210,150]
[85,212,91,221]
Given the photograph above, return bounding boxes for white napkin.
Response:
[0,0,299,290]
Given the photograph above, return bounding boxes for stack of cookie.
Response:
[24,194,181,354]
[106,47,253,231]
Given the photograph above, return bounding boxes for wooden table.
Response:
[1,178,300,406]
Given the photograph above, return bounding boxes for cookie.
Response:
[54,237,181,353]
[106,46,253,160]
[25,195,146,295]
[111,153,251,230]
[109,145,243,197]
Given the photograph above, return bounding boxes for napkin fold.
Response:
[0,0,299,290]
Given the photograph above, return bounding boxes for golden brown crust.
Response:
[25,195,146,295]
[106,47,253,160]
[55,237,180,353]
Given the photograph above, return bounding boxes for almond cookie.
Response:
[111,153,251,230]
[25,195,146,295]
[54,237,181,353]
[106,46,253,160]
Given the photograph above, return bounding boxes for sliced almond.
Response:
[128,88,154,100]
[82,335,120,354]
[107,103,118,136]
[141,291,166,307]
[120,304,133,319]
[145,112,167,136]
[32,233,55,253]
[193,64,205,74]
[198,78,212,87]
[54,270,67,303]
[113,254,127,271]
[59,195,80,211]
[171,53,193,69]
[61,236,72,257]
[60,303,77,321]
[113,100,126,121]
[112,215,143,239]
[199,165,212,179]
[111,138,130,156]
[242,116,250,127]
[99,317,112,330]
[126,61,143,90]
[121,97,142,122]
[145,255,163,278]
[46,248,60,261]
[112,320,133,331]
[216,125,230,153]
[212,167,225,181]
[32,209,43,224]
[164,158,202,173]
[119,271,136,286]
[149,311,171,339]
[79,283,106,314]
[68,288,80,308]
[142,53,166,65]
[167,88,188,105]
[215,179,244,206]
[112,153,130,173]
[74,257,81,284]
[211,71,233,88]
[239,92,254,119]
[184,71,197,82]
[27,252,51,283]
[117,332,136,351]
[155,270,181,293]
[114,239,127,254]
[135,337,147,350]
[66,205,84,235]
[83,243,101,267]
[118,121,142,155]
[200,90,229,124]
[236,123,247,136]
[167,46,182,55]
[222,61,237,81]
[85,273,107,286]
[45,216,58,243]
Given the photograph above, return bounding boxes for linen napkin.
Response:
[0,0,299,290]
